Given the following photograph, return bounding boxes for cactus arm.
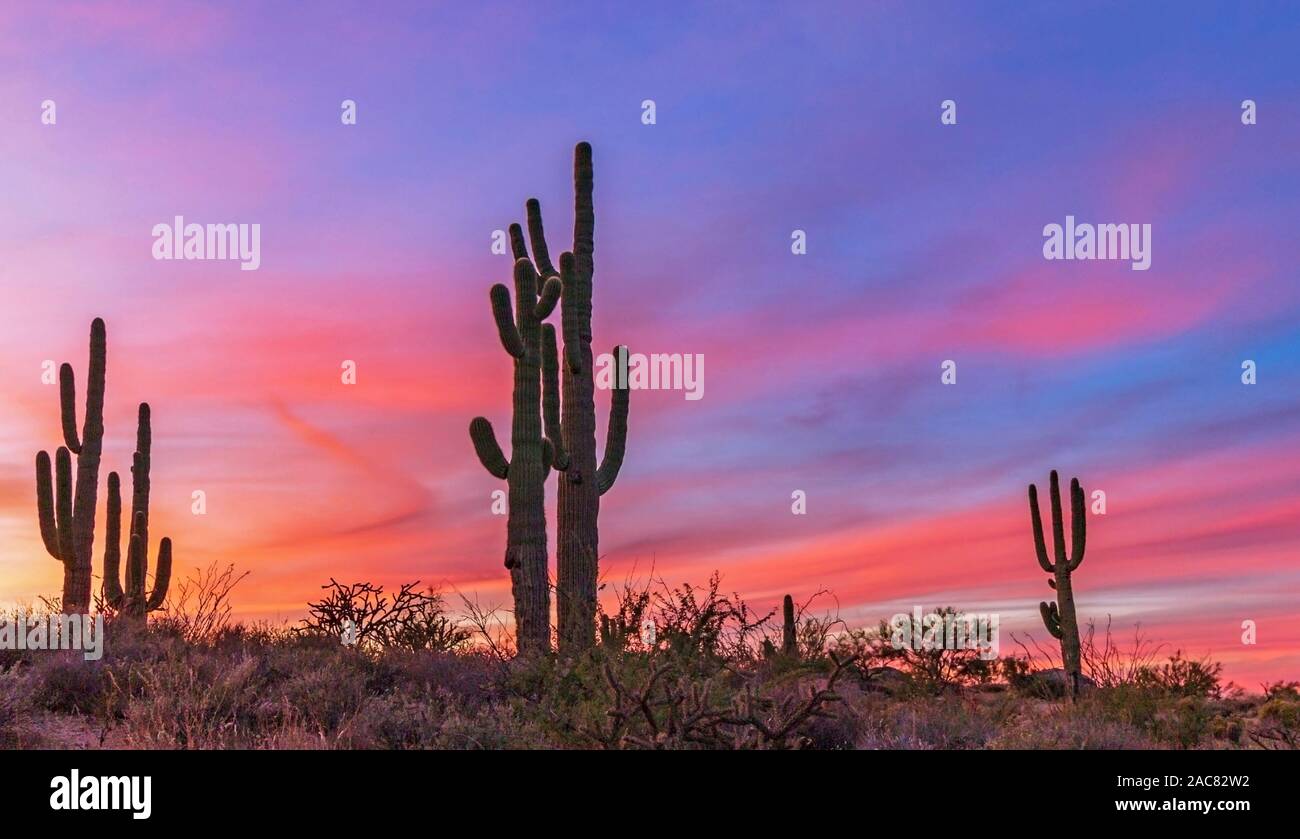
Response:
[508,222,529,261]
[135,403,152,460]
[489,283,525,358]
[124,522,144,608]
[82,317,106,450]
[541,438,554,481]
[1028,484,1054,572]
[103,471,125,608]
[541,325,568,471]
[573,142,594,275]
[58,364,82,454]
[1040,601,1063,639]
[534,277,561,320]
[54,447,75,566]
[1049,470,1067,567]
[596,346,630,496]
[559,251,583,374]
[469,417,510,479]
[1069,477,1086,570]
[146,537,172,612]
[525,198,557,280]
[35,451,61,559]
[130,403,152,553]
[512,256,539,305]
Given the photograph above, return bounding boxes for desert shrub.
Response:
[585,573,843,746]
[1088,679,1238,749]
[298,580,471,654]
[854,694,1004,748]
[339,686,543,750]
[60,618,509,748]
[598,572,780,662]
[999,656,1039,693]
[1262,680,1300,701]
[0,668,34,747]
[848,608,995,694]
[377,649,498,708]
[110,653,279,748]
[1151,696,1215,749]
[748,590,846,662]
[31,652,108,715]
[1210,712,1244,745]
[533,638,856,750]
[989,703,1153,749]
[275,652,372,732]
[155,562,248,644]
[11,572,1275,751]
[1249,685,1300,749]
[597,580,652,652]
[1092,682,1164,731]
[1079,618,1163,688]
[799,681,869,748]
[1135,652,1223,699]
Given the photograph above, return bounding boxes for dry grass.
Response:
[1,588,1293,750]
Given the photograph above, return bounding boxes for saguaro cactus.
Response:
[103,404,172,622]
[781,594,798,657]
[470,258,565,657]
[511,143,630,653]
[35,318,107,613]
[1028,470,1087,698]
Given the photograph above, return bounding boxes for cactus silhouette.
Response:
[103,404,172,621]
[35,318,106,613]
[470,257,565,657]
[781,594,798,657]
[1029,470,1087,698]
[510,142,630,653]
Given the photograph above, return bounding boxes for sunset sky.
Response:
[1,2,1297,686]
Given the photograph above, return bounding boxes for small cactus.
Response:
[1029,470,1087,699]
[103,404,172,622]
[781,594,798,657]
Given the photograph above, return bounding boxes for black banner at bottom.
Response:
[10,748,1285,824]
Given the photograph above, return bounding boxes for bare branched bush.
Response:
[758,589,844,660]
[597,572,772,662]
[299,580,470,653]
[579,651,857,749]
[158,562,249,644]
[379,589,473,653]
[457,592,517,661]
[1079,618,1163,688]
[653,572,772,660]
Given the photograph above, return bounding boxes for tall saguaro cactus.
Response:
[1028,470,1087,698]
[35,318,107,613]
[470,258,565,657]
[511,143,630,653]
[104,404,173,622]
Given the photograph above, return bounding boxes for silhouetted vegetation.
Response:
[1,575,1293,750]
